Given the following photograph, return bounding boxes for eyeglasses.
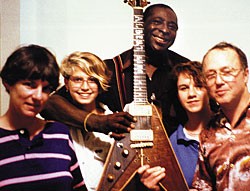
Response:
[204,67,242,86]
[69,76,98,88]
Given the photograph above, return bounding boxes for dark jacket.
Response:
[99,48,190,135]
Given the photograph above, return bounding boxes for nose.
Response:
[215,73,224,84]
[80,80,90,90]
[159,22,169,34]
[32,86,43,100]
[188,86,197,97]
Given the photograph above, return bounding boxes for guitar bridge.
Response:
[130,142,154,149]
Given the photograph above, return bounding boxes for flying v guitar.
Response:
[97,1,189,190]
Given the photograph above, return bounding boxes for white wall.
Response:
[19,0,250,63]
[0,0,19,115]
[1,0,250,114]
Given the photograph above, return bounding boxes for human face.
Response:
[65,66,99,110]
[144,7,178,52]
[6,79,52,117]
[177,73,209,114]
[203,49,248,106]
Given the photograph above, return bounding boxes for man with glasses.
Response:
[192,42,250,190]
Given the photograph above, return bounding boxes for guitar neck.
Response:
[133,7,147,105]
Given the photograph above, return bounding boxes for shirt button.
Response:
[20,129,25,134]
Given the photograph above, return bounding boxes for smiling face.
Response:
[6,79,52,118]
[144,6,178,52]
[65,66,99,111]
[177,73,209,114]
[203,48,249,107]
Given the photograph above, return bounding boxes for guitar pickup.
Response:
[130,129,153,141]
[128,104,152,116]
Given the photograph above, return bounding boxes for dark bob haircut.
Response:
[0,44,60,92]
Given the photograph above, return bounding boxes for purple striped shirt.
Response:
[0,121,85,191]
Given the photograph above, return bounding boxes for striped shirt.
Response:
[0,121,85,191]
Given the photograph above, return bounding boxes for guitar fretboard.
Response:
[133,8,147,104]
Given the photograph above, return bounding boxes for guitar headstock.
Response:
[124,0,150,8]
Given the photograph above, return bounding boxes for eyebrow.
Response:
[205,66,237,72]
[178,84,188,88]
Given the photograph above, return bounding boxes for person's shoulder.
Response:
[167,49,190,63]
[104,48,133,64]
[45,121,70,133]
[170,124,184,140]
[119,48,133,57]
[43,121,73,144]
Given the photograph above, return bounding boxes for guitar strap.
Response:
[113,55,127,109]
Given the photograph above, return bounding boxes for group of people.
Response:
[0,3,249,191]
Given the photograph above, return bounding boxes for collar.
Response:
[118,48,133,71]
[212,102,250,130]
[176,124,198,142]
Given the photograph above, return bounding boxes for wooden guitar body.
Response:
[97,104,188,191]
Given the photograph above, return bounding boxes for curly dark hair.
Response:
[172,61,206,88]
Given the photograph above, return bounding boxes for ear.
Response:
[64,78,69,91]
[244,67,249,84]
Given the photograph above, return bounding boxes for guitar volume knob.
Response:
[114,161,121,169]
[122,149,129,157]
[107,174,115,182]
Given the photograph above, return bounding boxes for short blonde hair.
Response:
[61,51,111,91]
